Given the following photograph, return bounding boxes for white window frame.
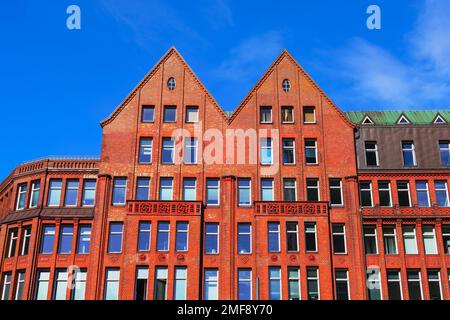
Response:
[184,137,198,164]
[268,222,281,253]
[286,222,299,252]
[16,183,27,211]
[157,222,170,252]
[112,178,127,206]
[260,106,272,124]
[378,181,392,207]
[237,178,252,207]
[397,181,412,207]
[305,222,318,253]
[287,267,301,300]
[175,222,189,252]
[382,225,398,255]
[182,178,197,201]
[387,270,403,300]
[402,141,417,166]
[64,180,79,207]
[363,225,378,254]
[435,180,449,207]
[332,224,347,255]
[238,223,252,254]
[303,106,316,124]
[29,181,40,208]
[159,177,174,201]
[20,226,31,256]
[206,179,220,206]
[1,273,12,300]
[403,226,418,255]
[416,181,430,207]
[281,106,294,124]
[282,138,296,165]
[268,267,282,300]
[283,178,297,201]
[305,139,318,165]
[364,141,379,166]
[139,137,153,164]
[204,269,219,300]
[7,229,18,258]
[329,179,343,206]
[237,269,253,300]
[360,181,373,207]
[205,223,219,254]
[407,270,424,300]
[260,138,273,165]
[174,267,187,300]
[306,267,320,300]
[427,270,443,300]
[306,179,320,201]
[15,271,26,300]
[185,106,199,123]
[261,178,274,201]
[335,269,350,300]
[422,225,438,255]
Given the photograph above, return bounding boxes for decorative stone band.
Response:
[128,201,203,216]
[255,201,329,216]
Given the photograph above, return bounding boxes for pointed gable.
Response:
[397,114,411,124]
[433,114,447,124]
[362,115,374,125]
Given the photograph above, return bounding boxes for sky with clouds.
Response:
[0,0,450,178]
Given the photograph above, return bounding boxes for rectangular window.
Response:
[35,270,50,300]
[367,269,382,300]
[364,141,379,166]
[6,228,18,258]
[108,222,123,253]
[163,105,176,122]
[303,107,316,124]
[53,270,68,300]
[359,181,373,207]
[141,105,154,123]
[283,179,297,201]
[159,177,173,201]
[329,179,343,206]
[288,267,300,300]
[16,183,27,210]
[305,139,318,164]
[136,177,150,201]
[403,225,418,254]
[238,269,252,300]
[58,225,74,254]
[204,269,218,300]
[138,222,151,252]
[282,139,295,164]
[435,181,449,207]
[81,180,96,207]
[71,269,87,300]
[407,270,423,300]
[397,181,411,207]
[206,179,220,206]
[1,272,12,300]
[428,270,442,300]
[237,223,251,254]
[154,267,168,300]
[15,271,25,300]
[260,106,272,123]
[306,267,320,300]
[40,225,55,254]
[47,179,62,207]
[64,180,79,207]
[402,141,416,166]
[416,181,430,207]
[104,269,120,300]
[184,137,198,164]
[443,225,450,254]
[261,179,274,201]
[20,226,31,256]
[238,178,251,206]
[268,267,282,300]
[135,267,148,300]
[363,225,378,254]
[286,222,298,252]
[378,181,392,207]
[182,178,196,201]
[260,138,273,164]
[139,138,153,164]
[383,225,398,255]
[335,269,350,300]
[174,267,187,300]
[306,179,319,201]
[77,225,91,254]
[112,177,127,205]
[205,223,219,254]
[268,222,280,252]
[29,180,40,208]
[185,106,199,123]
[332,224,346,254]
[161,138,175,164]
[305,222,317,252]
[157,222,170,251]
[439,141,450,166]
[387,270,402,300]
[281,106,294,123]
[176,222,189,252]
[423,225,438,254]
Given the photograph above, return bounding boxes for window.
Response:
[135,267,148,300]
[35,270,50,300]
[53,270,68,300]
[305,222,317,252]
[6,228,18,258]
[47,179,62,206]
[40,225,55,254]
[423,225,438,254]
[268,222,280,252]
[108,223,123,253]
[184,137,198,164]
[1,273,12,300]
[397,181,411,207]
[443,225,450,254]
[282,79,291,92]
[20,226,31,256]
[303,107,315,124]
[176,222,189,252]
[104,269,120,300]
[362,116,374,125]
[268,267,282,300]
[205,223,219,254]
[138,222,151,252]
[71,269,87,300]
[136,177,150,201]
[288,267,300,300]
[364,142,379,166]
[281,106,294,123]
[58,225,74,254]
[15,271,25,300]
[141,105,154,123]
[139,138,153,164]
[439,141,450,166]
[305,139,318,164]
[185,106,198,123]
[286,222,298,252]
[157,222,170,251]
[416,181,430,207]
[329,179,343,206]
[163,106,176,122]
[282,139,295,164]
[261,179,274,201]
[260,138,273,164]
[428,270,442,300]
[359,181,373,207]
[174,267,187,300]
[77,225,91,254]
[363,225,378,254]
[183,178,196,201]
[238,269,252,300]
[161,138,175,164]
[332,224,346,254]
[434,115,447,124]
[306,267,319,300]
[29,180,40,208]
[387,270,402,300]
[159,177,173,201]
[306,179,319,201]
[81,180,96,206]
[283,179,296,201]
[260,106,272,123]
[237,223,251,254]
[16,183,27,210]
[204,270,218,300]
[383,225,398,255]
[335,269,350,300]
[435,181,449,207]
[402,141,416,166]
[238,178,251,206]
[154,267,168,300]
[206,179,220,206]
[167,77,176,90]
[378,181,392,207]
[403,226,418,254]
[64,180,79,207]
[112,178,127,205]
[398,115,410,124]
[367,268,382,300]
[407,270,423,300]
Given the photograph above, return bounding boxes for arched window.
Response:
[167,77,176,90]
[282,79,291,92]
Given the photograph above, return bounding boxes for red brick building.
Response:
[0,48,448,300]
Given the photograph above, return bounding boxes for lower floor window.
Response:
[104,269,120,300]
[335,269,349,300]
[204,269,218,300]
[135,267,149,301]
[306,267,319,300]
[407,270,423,300]
[288,268,300,300]
[387,270,402,300]
[427,270,442,300]
[238,269,252,300]
[268,267,281,300]
[367,268,381,300]
[35,270,50,300]
[154,267,168,300]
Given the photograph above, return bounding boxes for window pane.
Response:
[204,270,218,300]
[159,178,173,201]
[139,138,153,163]
[112,178,127,205]
[58,225,73,254]
[238,179,251,206]
[77,225,91,254]
[82,180,96,206]
[185,106,199,123]
[238,224,251,254]
[261,179,274,201]
[176,222,189,251]
[268,223,280,252]
[138,222,151,252]
[136,177,150,201]
[268,267,281,300]
[206,179,219,205]
[238,269,252,300]
[41,225,55,254]
[163,106,176,122]
[47,180,62,206]
[108,223,123,253]
[183,178,196,201]
[157,222,170,251]
[205,223,219,254]
[141,106,154,122]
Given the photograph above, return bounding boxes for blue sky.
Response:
[1,0,450,179]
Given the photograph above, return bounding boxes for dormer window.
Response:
[434,114,447,124]
[397,115,410,125]
[167,77,176,90]
[282,79,291,92]
[362,116,374,125]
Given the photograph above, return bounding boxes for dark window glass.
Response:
[306,179,319,201]
[364,142,378,166]
[306,267,319,300]
[286,222,298,252]
[305,223,317,252]
[161,138,175,164]
[363,225,377,254]
[260,107,272,123]
[281,106,294,123]
[407,270,423,300]
[282,139,295,164]
[305,139,317,164]
[359,182,372,207]
[428,270,442,300]
[335,269,349,300]
[329,179,342,206]
[283,179,296,201]
[387,270,402,300]
[332,224,346,254]
[397,181,411,207]
[141,106,154,122]
[442,226,450,254]
[163,106,176,122]
[135,267,148,300]
[378,181,391,207]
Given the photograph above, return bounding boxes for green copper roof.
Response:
[344,110,450,125]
